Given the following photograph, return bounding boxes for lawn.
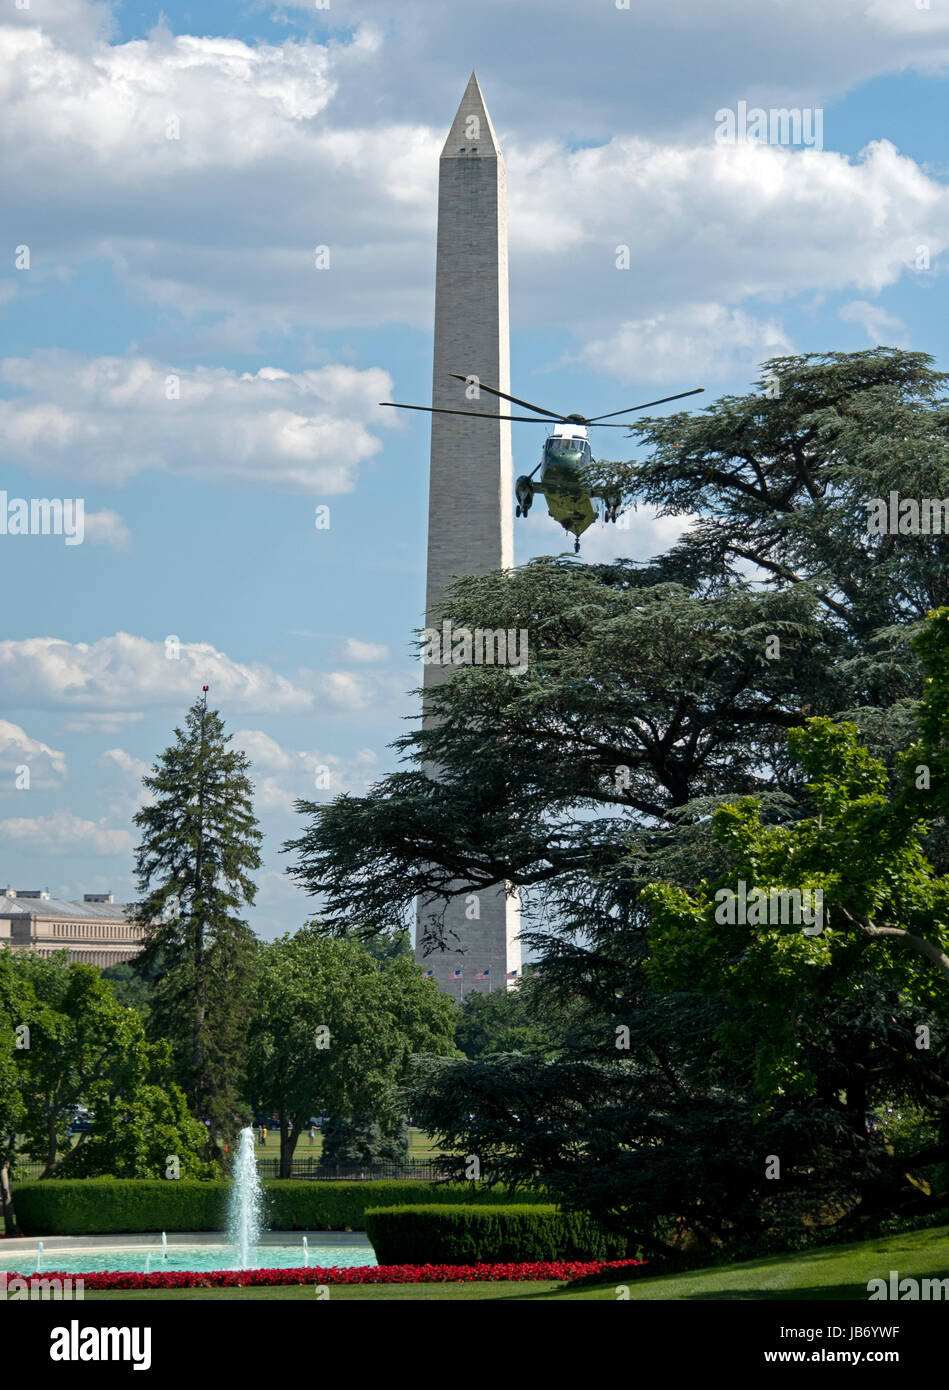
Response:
[79,1222,949,1300]
[250,1127,442,1163]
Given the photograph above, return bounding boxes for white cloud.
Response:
[234,727,382,813]
[0,355,394,492]
[580,303,793,385]
[63,711,144,733]
[3,15,947,346]
[341,637,390,663]
[0,720,68,792]
[520,503,693,566]
[0,633,316,713]
[0,810,133,856]
[82,508,131,549]
[839,299,910,347]
[100,747,150,780]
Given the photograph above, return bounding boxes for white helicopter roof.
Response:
[548,423,589,440]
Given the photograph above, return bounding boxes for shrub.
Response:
[364,1204,629,1264]
[11,1179,549,1236]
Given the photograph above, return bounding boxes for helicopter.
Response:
[381,374,704,551]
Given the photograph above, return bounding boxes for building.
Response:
[0,889,144,967]
[414,73,522,999]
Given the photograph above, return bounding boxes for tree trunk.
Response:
[0,1162,19,1236]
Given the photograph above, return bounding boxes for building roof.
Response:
[0,896,132,921]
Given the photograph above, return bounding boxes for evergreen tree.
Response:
[132,691,261,1146]
[286,349,949,1252]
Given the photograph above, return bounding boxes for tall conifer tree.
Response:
[133,690,261,1145]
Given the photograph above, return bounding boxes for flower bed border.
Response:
[3,1259,643,1290]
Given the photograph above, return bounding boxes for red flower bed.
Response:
[2,1259,643,1290]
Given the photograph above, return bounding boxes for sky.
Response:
[1,0,948,938]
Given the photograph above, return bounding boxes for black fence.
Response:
[253,1158,442,1182]
[7,1158,446,1184]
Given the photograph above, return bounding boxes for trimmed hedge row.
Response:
[11,1179,549,1236]
[364,1204,629,1264]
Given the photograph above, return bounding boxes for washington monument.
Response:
[415,73,522,998]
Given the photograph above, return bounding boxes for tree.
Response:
[100,962,153,1020]
[7,952,210,1185]
[0,951,29,1232]
[320,1113,410,1166]
[454,978,574,1059]
[285,349,948,956]
[246,926,457,1176]
[285,349,949,1254]
[132,692,261,1145]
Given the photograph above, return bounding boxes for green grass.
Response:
[83,1281,563,1301]
[539,1222,949,1301]
[251,1128,443,1164]
[78,1222,949,1300]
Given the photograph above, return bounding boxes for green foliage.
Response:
[454,981,570,1059]
[246,926,458,1175]
[6,952,209,1181]
[99,962,153,1020]
[364,1204,628,1264]
[132,694,261,1136]
[320,1114,410,1165]
[645,706,949,1101]
[12,1178,548,1235]
[285,349,949,1260]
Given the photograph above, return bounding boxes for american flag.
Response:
[422,970,434,978]
[506,969,518,979]
[475,968,490,980]
[450,969,462,979]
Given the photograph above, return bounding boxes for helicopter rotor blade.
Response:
[585,388,704,422]
[380,403,561,423]
[447,374,565,421]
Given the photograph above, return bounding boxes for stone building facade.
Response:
[0,889,144,967]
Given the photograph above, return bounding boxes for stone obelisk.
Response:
[415,73,522,999]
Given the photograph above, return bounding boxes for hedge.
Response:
[364,1204,629,1264]
[10,1179,549,1236]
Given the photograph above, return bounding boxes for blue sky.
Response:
[1,0,948,936]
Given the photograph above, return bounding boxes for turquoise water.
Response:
[0,1243,376,1275]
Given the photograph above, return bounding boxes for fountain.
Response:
[161,1231,167,1263]
[145,1252,151,1275]
[302,1235,308,1267]
[35,1241,43,1274]
[227,1125,264,1270]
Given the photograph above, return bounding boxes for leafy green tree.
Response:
[8,953,210,1182]
[247,926,457,1175]
[0,951,29,1231]
[454,979,572,1059]
[133,692,261,1145]
[100,961,153,1020]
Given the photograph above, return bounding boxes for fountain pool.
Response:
[0,1126,378,1277]
[0,1240,376,1277]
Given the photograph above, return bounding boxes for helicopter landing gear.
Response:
[515,504,521,517]
[574,536,580,554]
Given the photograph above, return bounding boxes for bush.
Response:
[364,1204,629,1264]
[11,1179,549,1236]
[12,1179,229,1235]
